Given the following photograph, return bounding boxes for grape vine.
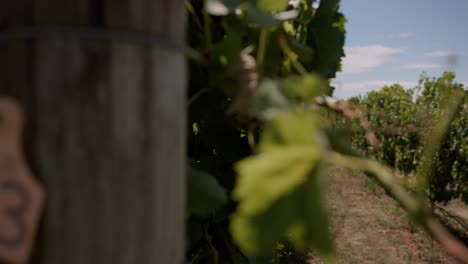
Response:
[185,0,468,263]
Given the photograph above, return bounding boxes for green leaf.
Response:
[232,158,333,256]
[231,185,305,254]
[247,7,282,27]
[307,0,346,79]
[251,79,291,119]
[234,147,317,214]
[187,166,228,217]
[251,76,328,119]
[287,160,334,256]
[212,33,242,65]
[288,39,315,64]
[258,110,322,151]
[231,111,334,257]
[280,74,328,102]
[256,0,289,12]
[223,15,248,37]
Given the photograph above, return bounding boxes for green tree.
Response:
[344,73,468,204]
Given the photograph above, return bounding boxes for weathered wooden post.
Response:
[0,1,186,263]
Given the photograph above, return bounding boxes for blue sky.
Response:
[332,0,468,98]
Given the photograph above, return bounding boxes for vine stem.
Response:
[256,29,269,75]
[327,151,419,214]
[187,88,209,106]
[327,151,468,263]
[184,0,203,30]
[278,35,307,75]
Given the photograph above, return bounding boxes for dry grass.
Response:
[307,167,457,264]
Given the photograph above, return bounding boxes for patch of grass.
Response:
[310,167,457,264]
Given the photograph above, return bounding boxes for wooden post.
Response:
[0,1,186,263]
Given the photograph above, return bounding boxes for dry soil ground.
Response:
[305,167,468,264]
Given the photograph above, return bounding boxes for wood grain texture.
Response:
[0,1,186,263]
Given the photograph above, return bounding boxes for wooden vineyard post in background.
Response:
[0,1,187,263]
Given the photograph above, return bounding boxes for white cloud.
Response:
[332,80,418,94]
[386,32,414,39]
[402,63,441,70]
[342,45,406,74]
[399,32,414,38]
[425,50,462,57]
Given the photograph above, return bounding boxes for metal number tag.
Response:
[0,98,45,263]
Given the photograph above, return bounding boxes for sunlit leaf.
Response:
[231,111,333,257]
[280,73,328,102]
[234,147,317,214]
[258,110,322,151]
[287,160,333,255]
[256,0,289,12]
[232,158,333,256]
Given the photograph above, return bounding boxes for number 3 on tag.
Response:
[0,98,45,263]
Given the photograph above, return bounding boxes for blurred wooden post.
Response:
[0,1,186,263]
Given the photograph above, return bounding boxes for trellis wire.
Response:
[0,25,203,62]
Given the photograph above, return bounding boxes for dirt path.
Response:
[310,167,457,264]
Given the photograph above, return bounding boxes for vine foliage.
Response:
[336,73,468,204]
[185,0,468,263]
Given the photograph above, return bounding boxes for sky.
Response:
[332,0,468,98]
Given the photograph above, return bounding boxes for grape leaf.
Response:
[187,166,228,217]
[246,7,282,27]
[256,0,289,12]
[212,33,242,65]
[231,184,305,254]
[231,111,334,257]
[280,73,328,102]
[258,110,322,151]
[234,146,317,214]
[306,0,346,79]
[288,38,315,64]
[251,79,291,119]
[251,75,328,119]
[231,157,333,256]
[286,160,334,255]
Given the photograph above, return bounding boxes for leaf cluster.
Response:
[336,73,468,204]
[185,0,346,262]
